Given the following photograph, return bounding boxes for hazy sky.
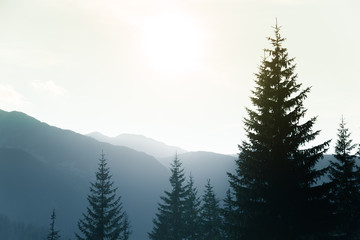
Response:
[1,0,359,154]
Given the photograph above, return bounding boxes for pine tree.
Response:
[47,209,60,240]
[183,174,201,240]
[328,117,360,239]
[122,213,131,240]
[199,180,222,240]
[227,22,331,239]
[149,154,187,240]
[75,152,131,240]
[221,189,236,240]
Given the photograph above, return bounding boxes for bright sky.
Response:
[0,0,359,154]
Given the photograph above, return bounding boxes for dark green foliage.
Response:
[183,175,202,240]
[149,155,187,240]
[122,213,131,240]
[227,22,330,239]
[221,189,237,240]
[200,180,222,240]
[47,209,60,240]
[76,152,130,240]
[328,117,360,238]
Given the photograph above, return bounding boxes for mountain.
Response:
[159,151,237,200]
[88,132,237,199]
[0,110,170,240]
[87,132,187,159]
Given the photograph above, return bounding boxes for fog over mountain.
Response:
[88,131,186,159]
[88,132,238,199]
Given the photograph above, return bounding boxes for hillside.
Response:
[0,110,170,240]
[88,132,238,200]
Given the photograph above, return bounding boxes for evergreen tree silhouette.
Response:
[328,117,360,238]
[149,154,187,240]
[75,152,130,240]
[200,180,222,240]
[47,209,60,240]
[221,189,236,240]
[227,22,331,239]
[183,174,201,240]
[122,213,131,240]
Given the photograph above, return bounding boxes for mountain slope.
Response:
[88,132,187,159]
[88,131,238,200]
[0,110,169,240]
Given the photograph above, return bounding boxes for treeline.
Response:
[39,22,360,240]
[148,22,360,240]
[0,214,45,240]
[149,155,223,240]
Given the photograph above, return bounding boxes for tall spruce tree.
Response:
[227,22,331,239]
[75,152,130,240]
[328,117,360,239]
[200,180,222,240]
[183,174,201,240]
[149,155,187,240]
[47,209,60,240]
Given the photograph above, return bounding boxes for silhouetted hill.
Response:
[88,132,187,159]
[0,110,169,240]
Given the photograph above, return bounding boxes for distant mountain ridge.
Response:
[0,110,337,239]
[0,110,169,240]
[87,131,187,159]
[88,131,238,200]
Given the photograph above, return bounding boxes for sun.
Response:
[141,11,204,75]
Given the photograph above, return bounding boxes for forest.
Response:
[2,23,360,240]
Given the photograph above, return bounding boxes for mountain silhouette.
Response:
[0,109,335,239]
[88,132,238,199]
[0,110,169,240]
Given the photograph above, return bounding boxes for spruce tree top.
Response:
[76,152,128,240]
[149,154,187,240]
[47,209,60,240]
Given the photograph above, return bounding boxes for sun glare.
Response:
[141,11,203,75]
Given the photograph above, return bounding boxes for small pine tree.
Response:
[328,117,360,238]
[183,174,201,240]
[149,154,187,240]
[75,152,130,240]
[221,189,237,240]
[47,209,60,240]
[199,180,222,240]
[122,213,131,240]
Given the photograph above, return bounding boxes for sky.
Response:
[0,0,359,154]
